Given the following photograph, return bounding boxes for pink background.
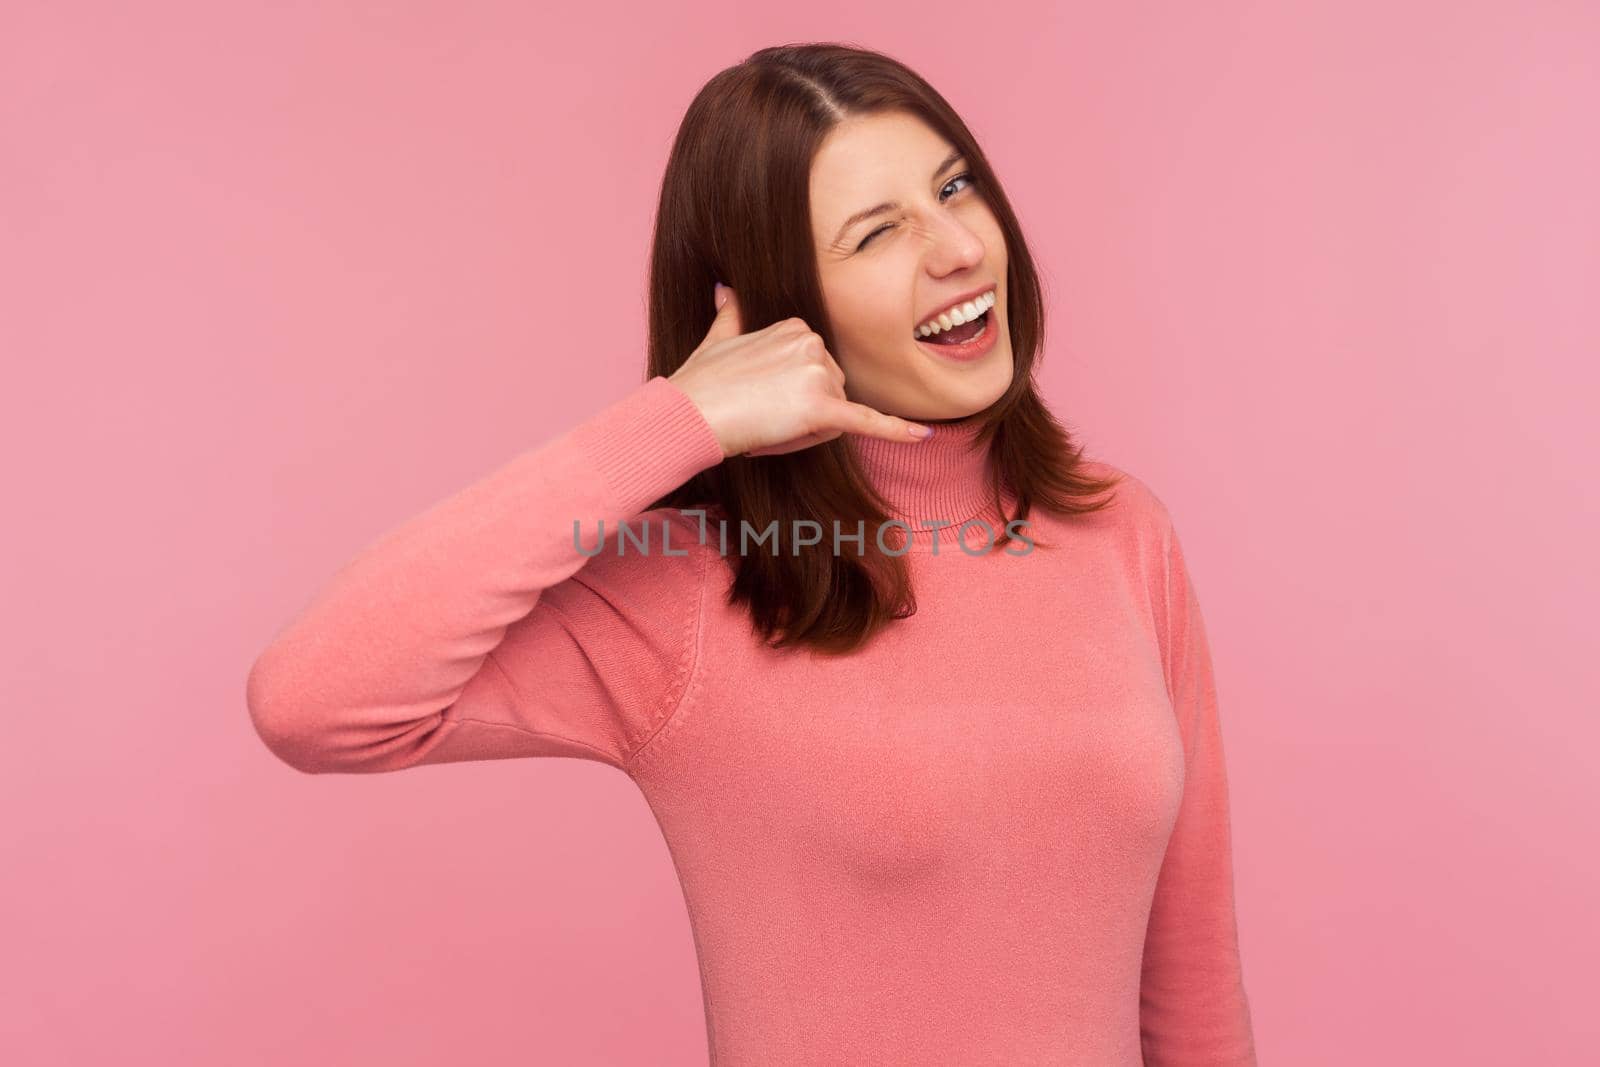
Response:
[4,2,1596,1064]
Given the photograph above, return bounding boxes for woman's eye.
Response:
[855,171,977,251]
[943,172,975,199]
[857,224,892,250]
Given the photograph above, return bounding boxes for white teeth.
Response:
[916,289,996,338]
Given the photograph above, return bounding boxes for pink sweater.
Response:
[246,375,1257,1066]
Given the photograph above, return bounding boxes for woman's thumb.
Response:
[706,281,744,340]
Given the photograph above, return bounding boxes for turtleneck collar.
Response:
[844,415,1010,546]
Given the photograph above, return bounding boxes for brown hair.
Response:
[643,42,1124,655]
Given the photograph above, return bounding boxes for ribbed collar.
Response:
[845,415,1009,546]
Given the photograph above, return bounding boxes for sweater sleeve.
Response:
[244,375,727,776]
[1139,500,1259,1066]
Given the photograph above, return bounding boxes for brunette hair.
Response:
[643,42,1123,654]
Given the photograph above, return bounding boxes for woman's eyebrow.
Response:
[831,149,965,247]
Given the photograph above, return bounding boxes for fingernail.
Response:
[908,424,933,438]
[713,282,729,308]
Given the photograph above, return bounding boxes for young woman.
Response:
[247,43,1258,1067]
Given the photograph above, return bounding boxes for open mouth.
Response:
[916,306,990,346]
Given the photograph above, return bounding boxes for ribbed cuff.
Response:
[571,376,728,516]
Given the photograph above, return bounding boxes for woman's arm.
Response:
[1139,497,1259,1066]
[244,376,727,775]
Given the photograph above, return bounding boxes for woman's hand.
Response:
[669,283,933,458]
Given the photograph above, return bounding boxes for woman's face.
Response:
[811,110,1014,423]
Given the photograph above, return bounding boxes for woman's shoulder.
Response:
[558,505,719,605]
[1048,456,1177,542]
[1010,458,1186,601]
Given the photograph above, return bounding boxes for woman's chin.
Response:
[914,333,1013,393]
